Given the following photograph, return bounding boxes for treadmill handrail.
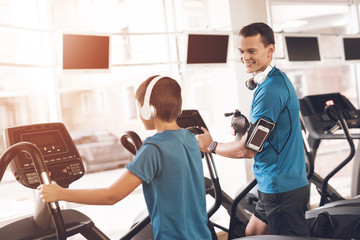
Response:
[204,152,222,219]
[300,116,315,180]
[120,131,143,156]
[0,142,67,240]
[0,142,48,182]
[319,105,356,206]
[228,178,257,240]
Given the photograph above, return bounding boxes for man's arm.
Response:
[38,169,143,205]
[196,127,257,159]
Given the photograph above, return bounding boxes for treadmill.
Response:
[0,122,109,240]
[300,93,360,239]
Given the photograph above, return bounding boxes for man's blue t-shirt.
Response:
[127,129,211,240]
[250,66,308,194]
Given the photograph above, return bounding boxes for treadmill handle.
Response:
[0,142,67,240]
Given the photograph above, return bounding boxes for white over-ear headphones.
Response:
[140,75,165,120]
[245,65,273,90]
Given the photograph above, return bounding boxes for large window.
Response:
[0,0,234,236]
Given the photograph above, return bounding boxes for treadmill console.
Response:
[176,109,208,130]
[4,122,85,189]
[300,93,360,139]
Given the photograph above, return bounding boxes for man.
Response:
[196,22,309,237]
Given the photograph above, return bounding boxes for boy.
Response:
[38,75,212,240]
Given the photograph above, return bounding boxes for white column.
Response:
[228,0,269,183]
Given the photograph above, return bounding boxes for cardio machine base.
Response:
[0,209,109,240]
[306,205,360,239]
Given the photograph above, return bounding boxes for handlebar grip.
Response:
[120,131,143,156]
[0,142,46,182]
[325,104,344,122]
[185,127,204,135]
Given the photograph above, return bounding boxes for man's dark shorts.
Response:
[254,184,310,236]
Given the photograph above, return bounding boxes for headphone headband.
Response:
[254,65,273,84]
[141,75,165,120]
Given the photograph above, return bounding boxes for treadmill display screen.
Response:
[308,94,349,113]
[21,131,68,156]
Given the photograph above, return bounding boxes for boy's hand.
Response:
[196,127,213,153]
[37,182,63,202]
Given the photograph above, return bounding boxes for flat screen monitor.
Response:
[284,35,321,62]
[342,36,360,61]
[186,33,229,64]
[63,33,110,70]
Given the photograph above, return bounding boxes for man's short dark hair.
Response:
[136,75,182,122]
[239,22,275,46]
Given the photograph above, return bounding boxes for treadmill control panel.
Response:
[300,93,360,139]
[176,109,208,130]
[4,122,85,189]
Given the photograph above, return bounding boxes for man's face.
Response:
[238,34,274,75]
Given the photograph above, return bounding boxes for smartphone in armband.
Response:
[246,118,275,152]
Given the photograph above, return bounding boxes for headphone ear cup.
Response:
[245,78,257,90]
[141,75,164,120]
[141,104,156,120]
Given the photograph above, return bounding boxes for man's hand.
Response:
[196,127,213,153]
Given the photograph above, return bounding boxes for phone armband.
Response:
[246,118,275,152]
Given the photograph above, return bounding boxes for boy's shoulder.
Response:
[143,129,192,146]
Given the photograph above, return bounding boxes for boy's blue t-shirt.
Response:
[126,129,211,240]
[250,67,308,194]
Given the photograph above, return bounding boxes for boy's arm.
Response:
[38,169,142,205]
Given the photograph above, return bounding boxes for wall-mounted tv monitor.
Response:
[341,35,360,62]
[62,33,110,70]
[284,35,321,62]
[186,33,229,64]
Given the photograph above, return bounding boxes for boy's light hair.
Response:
[136,75,182,122]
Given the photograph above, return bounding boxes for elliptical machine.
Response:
[299,92,360,239]
[0,123,109,240]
